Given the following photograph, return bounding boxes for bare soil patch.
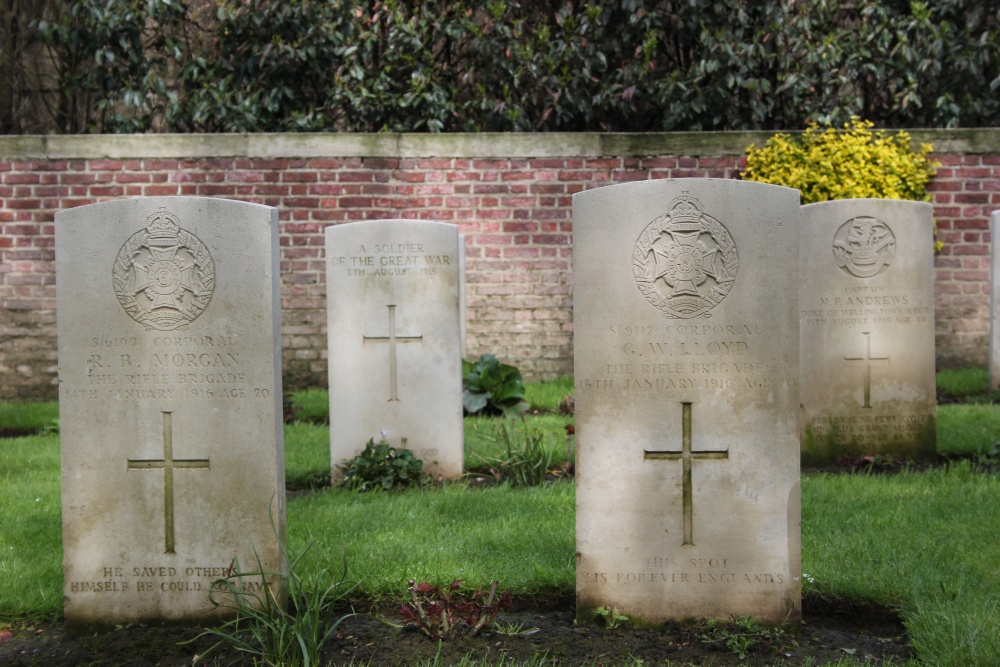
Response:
[0,594,914,666]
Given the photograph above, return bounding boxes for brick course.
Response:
[1,131,996,400]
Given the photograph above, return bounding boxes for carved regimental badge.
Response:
[633,193,738,319]
[112,208,215,331]
[832,216,895,278]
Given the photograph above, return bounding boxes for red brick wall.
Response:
[926,153,998,366]
[0,132,995,400]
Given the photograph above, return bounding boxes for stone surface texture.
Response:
[573,179,801,626]
[326,219,463,483]
[800,199,936,464]
[56,197,285,628]
[991,211,1000,390]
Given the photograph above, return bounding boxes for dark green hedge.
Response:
[7,0,999,134]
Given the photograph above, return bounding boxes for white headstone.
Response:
[326,220,463,483]
[800,199,936,464]
[56,197,285,629]
[573,179,801,626]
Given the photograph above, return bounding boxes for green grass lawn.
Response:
[0,401,58,437]
[0,434,62,620]
[802,465,1000,665]
[936,367,990,398]
[3,375,1000,665]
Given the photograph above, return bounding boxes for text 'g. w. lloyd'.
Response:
[632,193,738,319]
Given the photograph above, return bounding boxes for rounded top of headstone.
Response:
[325,218,459,230]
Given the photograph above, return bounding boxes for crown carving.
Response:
[144,208,180,244]
[666,193,704,232]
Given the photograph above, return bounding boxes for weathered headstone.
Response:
[800,199,936,464]
[326,219,463,483]
[573,179,801,626]
[990,211,1000,390]
[56,197,285,629]
[459,241,468,358]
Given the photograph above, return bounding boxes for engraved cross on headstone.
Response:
[363,304,423,402]
[843,331,890,408]
[644,402,729,546]
[127,411,210,554]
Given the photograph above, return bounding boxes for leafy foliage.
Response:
[470,419,560,486]
[7,0,1000,133]
[742,117,941,249]
[169,0,356,133]
[338,434,429,492]
[594,606,629,629]
[401,578,511,640]
[743,118,939,204]
[697,615,787,661]
[462,354,529,418]
[187,508,356,667]
[27,0,188,133]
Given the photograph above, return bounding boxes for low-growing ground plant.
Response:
[187,509,356,667]
[282,391,300,424]
[492,620,540,636]
[697,614,788,660]
[593,606,628,629]
[462,355,530,418]
[470,419,560,486]
[38,419,59,436]
[978,441,1000,473]
[339,433,429,492]
[401,579,511,640]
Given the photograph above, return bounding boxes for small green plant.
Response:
[38,419,60,436]
[187,508,357,667]
[471,419,558,487]
[282,391,301,424]
[724,633,756,660]
[978,441,1000,473]
[743,117,941,250]
[339,432,429,492]
[400,579,512,640]
[493,619,540,636]
[697,614,785,660]
[594,606,629,629]
[462,354,530,418]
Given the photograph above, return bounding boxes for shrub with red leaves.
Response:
[400,579,512,640]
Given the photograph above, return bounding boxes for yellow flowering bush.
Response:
[742,117,940,248]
